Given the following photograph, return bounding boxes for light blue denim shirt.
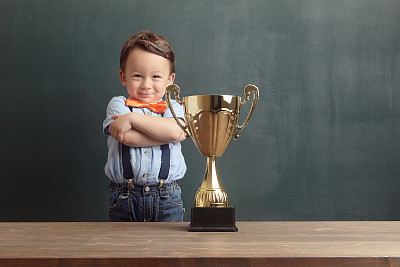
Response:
[103,96,186,185]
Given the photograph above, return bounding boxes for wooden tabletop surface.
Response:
[0,221,399,266]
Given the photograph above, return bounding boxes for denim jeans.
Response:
[108,180,184,222]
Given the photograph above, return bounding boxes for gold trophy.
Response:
[166,84,259,232]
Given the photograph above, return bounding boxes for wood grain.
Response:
[0,221,399,266]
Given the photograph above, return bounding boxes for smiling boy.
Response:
[103,31,187,222]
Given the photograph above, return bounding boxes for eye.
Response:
[132,74,142,78]
[153,75,161,79]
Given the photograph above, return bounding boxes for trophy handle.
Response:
[165,84,191,139]
[234,84,259,140]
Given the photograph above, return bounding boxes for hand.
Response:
[109,114,133,142]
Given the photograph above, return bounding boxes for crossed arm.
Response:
[108,113,186,147]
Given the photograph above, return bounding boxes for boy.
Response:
[103,31,187,222]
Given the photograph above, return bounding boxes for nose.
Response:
[141,78,151,89]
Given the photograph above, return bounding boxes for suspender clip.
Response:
[127,179,134,189]
[158,179,165,189]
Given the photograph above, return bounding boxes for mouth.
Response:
[138,93,153,97]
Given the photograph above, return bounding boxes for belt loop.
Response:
[158,179,164,190]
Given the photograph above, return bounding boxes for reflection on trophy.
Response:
[166,84,259,232]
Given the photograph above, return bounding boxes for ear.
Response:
[119,69,127,86]
[168,73,175,85]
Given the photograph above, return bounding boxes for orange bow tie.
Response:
[125,98,168,114]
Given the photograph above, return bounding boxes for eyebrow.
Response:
[128,70,166,75]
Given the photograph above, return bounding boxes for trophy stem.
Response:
[194,156,229,208]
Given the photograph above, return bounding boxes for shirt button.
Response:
[146,112,151,116]
[144,151,149,156]
[145,186,150,192]
[143,173,148,178]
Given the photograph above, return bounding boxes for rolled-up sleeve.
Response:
[163,100,185,122]
[103,96,131,136]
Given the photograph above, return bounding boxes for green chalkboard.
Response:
[1,0,400,221]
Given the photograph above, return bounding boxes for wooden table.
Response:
[0,221,399,266]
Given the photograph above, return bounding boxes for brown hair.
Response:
[120,31,175,74]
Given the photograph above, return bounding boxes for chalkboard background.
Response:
[1,0,399,221]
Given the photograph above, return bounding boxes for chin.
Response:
[135,95,153,101]
[140,97,158,103]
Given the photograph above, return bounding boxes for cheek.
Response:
[155,86,166,96]
[126,83,139,93]
[127,80,139,88]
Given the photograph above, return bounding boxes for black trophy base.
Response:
[188,207,238,232]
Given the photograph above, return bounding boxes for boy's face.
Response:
[119,48,175,103]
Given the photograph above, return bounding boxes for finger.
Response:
[110,128,118,140]
[112,133,122,143]
[118,134,124,143]
[109,126,115,137]
[111,131,117,139]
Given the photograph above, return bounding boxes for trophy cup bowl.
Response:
[166,84,259,232]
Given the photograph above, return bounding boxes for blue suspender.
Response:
[121,143,134,180]
[158,143,170,179]
[122,143,170,180]
[121,107,170,181]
